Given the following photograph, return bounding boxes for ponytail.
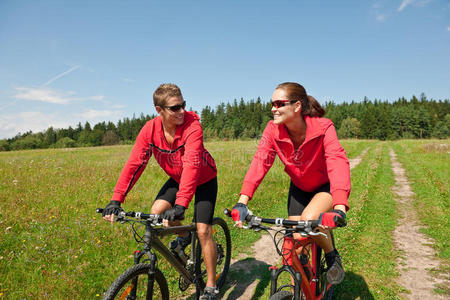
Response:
[306,95,325,117]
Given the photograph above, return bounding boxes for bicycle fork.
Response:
[129,223,160,298]
[270,265,302,300]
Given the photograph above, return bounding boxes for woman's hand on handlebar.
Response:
[231,194,251,228]
[318,208,347,229]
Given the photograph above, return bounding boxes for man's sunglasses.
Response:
[161,101,186,112]
[271,100,299,109]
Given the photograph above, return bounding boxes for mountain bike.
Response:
[224,209,339,300]
[97,208,231,300]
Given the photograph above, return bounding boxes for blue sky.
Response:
[0,0,449,139]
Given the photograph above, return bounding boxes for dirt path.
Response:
[348,147,368,170]
[220,148,369,299]
[390,149,447,299]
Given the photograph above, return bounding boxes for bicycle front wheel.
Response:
[103,263,169,300]
[195,217,231,292]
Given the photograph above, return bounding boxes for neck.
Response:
[162,119,176,135]
[285,115,306,137]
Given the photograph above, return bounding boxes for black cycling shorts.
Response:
[155,177,217,225]
[287,181,331,216]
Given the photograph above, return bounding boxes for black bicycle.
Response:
[97,209,231,300]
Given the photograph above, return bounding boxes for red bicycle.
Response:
[225,209,340,300]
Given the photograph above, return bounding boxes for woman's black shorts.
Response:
[287,181,331,216]
[155,177,217,225]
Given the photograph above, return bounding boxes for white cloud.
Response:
[0,109,125,139]
[122,77,135,83]
[88,95,106,101]
[399,0,414,11]
[14,87,75,104]
[398,0,432,11]
[112,104,126,109]
[372,2,381,9]
[13,87,106,104]
[447,26,450,31]
[0,111,72,138]
[376,14,387,22]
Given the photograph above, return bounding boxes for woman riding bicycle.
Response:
[102,83,219,300]
[232,82,350,285]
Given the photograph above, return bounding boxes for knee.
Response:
[151,199,171,214]
[196,225,212,241]
[301,211,321,221]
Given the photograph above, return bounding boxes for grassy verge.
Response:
[391,140,450,295]
[334,142,403,299]
[340,139,376,159]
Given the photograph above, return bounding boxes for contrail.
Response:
[43,65,80,86]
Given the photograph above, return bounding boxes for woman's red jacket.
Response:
[240,116,351,210]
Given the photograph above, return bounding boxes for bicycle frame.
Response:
[272,235,331,300]
[134,221,198,285]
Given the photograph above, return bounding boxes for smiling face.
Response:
[156,96,185,127]
[271,88,301,125]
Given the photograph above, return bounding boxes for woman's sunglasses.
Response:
[161,101,186,112]
[271,100,299,109]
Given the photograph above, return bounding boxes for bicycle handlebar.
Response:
[96,208,163,223]
[223,208,319,231]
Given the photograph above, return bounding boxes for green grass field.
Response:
[0,139,448,299]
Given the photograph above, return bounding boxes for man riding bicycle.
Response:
[102,83,219,300]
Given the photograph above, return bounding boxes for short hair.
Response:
[153,83,183,107]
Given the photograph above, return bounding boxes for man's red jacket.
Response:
[240,116,351,210]
[112,111,217,208]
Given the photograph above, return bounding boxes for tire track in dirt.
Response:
[221,148,369,299]
[390,148,447,299]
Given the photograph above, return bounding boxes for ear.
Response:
[155,106,162,114]
[294,101,302,113]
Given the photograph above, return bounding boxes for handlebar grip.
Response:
[335,216,346,227]
[223,208,232,217]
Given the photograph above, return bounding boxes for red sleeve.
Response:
[174,123,204,208]
[112,123,152,202]
[323,123,351,210]
[240,123,277,199]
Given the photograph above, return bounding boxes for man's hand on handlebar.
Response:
[102,200,124,223]
[162,204,186,222]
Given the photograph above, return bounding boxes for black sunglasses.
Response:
[161,101,186,112]
[271,99,299,109]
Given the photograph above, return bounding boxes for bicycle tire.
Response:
[194,217,231,294]
[269,290,294,300]
[103,263,169,300]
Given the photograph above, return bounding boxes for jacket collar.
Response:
[275,115,326,144]
[156,111,199,141]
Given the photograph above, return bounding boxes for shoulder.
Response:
[143,116,161,131]
[182,111,203,134]
[306,116,334,134]
[264,120,277,132]
[184,111,201,125]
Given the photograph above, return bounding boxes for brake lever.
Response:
[306,230,327,238]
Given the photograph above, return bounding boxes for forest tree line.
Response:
[201,93,449,140]
[0,94,448,151]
